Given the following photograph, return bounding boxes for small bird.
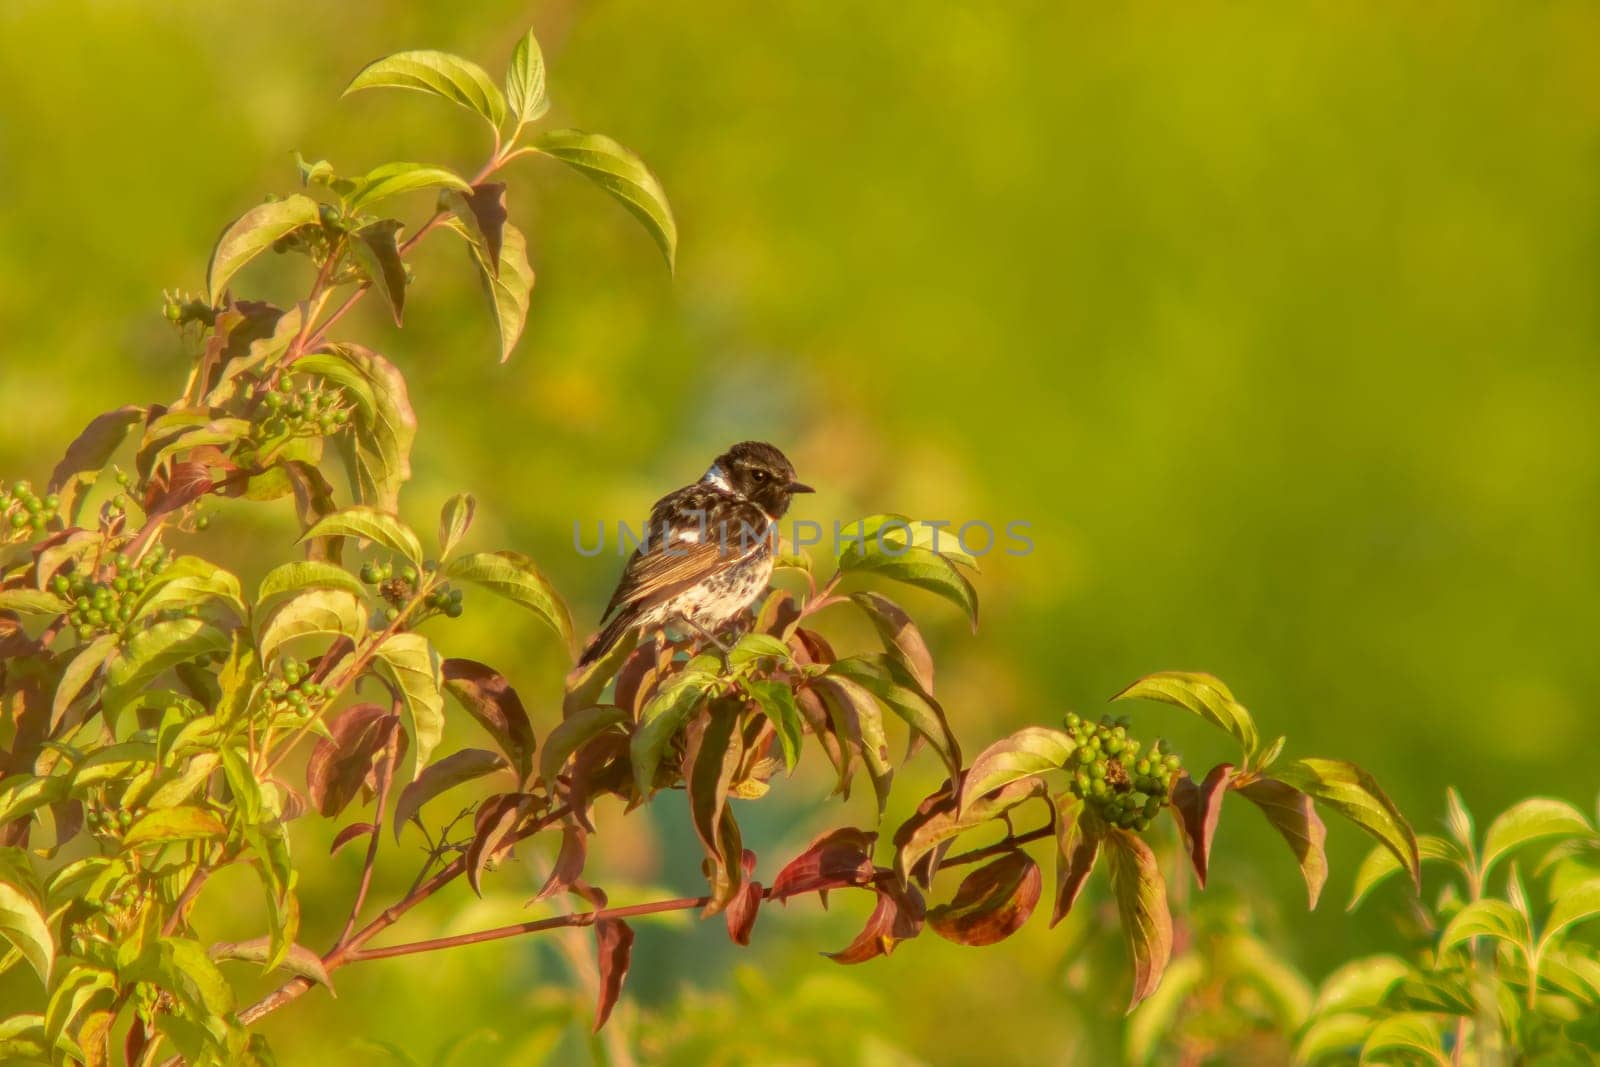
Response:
[579,441,813,666]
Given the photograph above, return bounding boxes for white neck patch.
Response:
[702,463,733,493]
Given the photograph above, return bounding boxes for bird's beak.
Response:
[787,481,815,494]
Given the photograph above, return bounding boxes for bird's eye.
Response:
[751,471,769,483]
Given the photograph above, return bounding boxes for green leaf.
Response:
[0,880,53,985]
[1111,671,1259,759]
[811,673,894,814]
[959,726,1074,814]
[1542,878,1600,949]
[1444,786,1475,851]
[631,669,717,795]
[1235,777,1330,909]
[123,806,226,845]
[541,705,629,788]
[1311,954,1412,1014]
[209,938,334,991]
[349,219,407,326]
[437,492,476,559]
[1104,827,1173,1012]
[828,656,963,779]
[207,194,322,302]
[301,506,423,566]
[256,560,366,606]
[102,619,230,712]
[837,515,981,570]
[1437,898,1530,955]
[1295,1013,1378,1065]
[0,775,66,830]
[44,961,116,1046]
[1347,834,1462,912]
[373,633,445,777]
[506,28,550,127]
[838,541,979,630]
[533,129,677,269]
[446,550,573,652]
[727,632,793,667]
[295,345,416,512]
[0,589,68,615]
[131,555,246,619]
[345,162,471,214]
[257,588,365,664]
[1359,1014,1447,1066]
[452,218,534,362]
[743,680,803,774]
[392,748,508,841]
[849,591,935,695]
[51,633,116,726]
[1481,798,1592,880]
[344,49,506,129]
[1271,758,1420,891]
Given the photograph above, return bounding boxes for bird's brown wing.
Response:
[600,534,765,622]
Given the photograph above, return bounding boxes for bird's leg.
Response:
[678,615,734,668]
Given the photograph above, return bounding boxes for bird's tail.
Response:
[577,614,637,668]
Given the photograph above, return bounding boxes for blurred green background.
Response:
[4,1,1600,1062]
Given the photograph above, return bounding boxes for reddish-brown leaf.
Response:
[306,704,399,818]
[724,850,762,945]
[329,822,375,856]
[894,776,1043,887]
[825,879,925,964]
[393,748,509,841]
[770,827,878,902]
[48,405,146,492]
[1051,795,1102,926]
[51,799,84,852]
[928,850,1041,946]
[1104,828,1174,1012]
[684,699,746,915]
[793,627,837,665]
[143,459,214,518]
[466,792,529,896]
[593,916,634,1032]
[794,686,851,796]
[613,640,667,716]
[441,659,536,782]
[755,587,801,639]
[1168,763,1234,887]
[1236,776,1329,908]
[533,824,589,902]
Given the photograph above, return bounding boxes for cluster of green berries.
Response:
[53,548,173,640]
[1062,712,1183,832]
[258,376,351,438]
[161,289,217,329]
[2,480,61,541]
[84,801,142,837]
[271,204,343,263]
[360,560,463,622]
[264,657,329,718]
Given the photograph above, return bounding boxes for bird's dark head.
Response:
[704,441,812,517]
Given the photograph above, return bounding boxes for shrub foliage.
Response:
[0,26,1440,1066]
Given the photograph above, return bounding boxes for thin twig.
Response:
[338,733,399,943]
